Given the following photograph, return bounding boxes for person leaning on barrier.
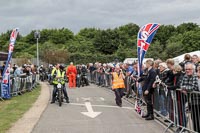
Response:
[14,66,23,77]
[180,63,198,93]
[152,62,169,117]
[111,65,125,107]
[180,63,199,132]
[166,65,184,90]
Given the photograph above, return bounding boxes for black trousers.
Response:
[114,89,125,106]
[52,84,69,101]
[144,92,153,115]
[191,104,200,133]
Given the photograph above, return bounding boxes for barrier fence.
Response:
[88,71,200,133]
[0,74,39,100]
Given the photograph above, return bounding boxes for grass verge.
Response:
[0,86,41,133]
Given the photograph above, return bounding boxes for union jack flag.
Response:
[1,28,19,99]
[137,23,160,76]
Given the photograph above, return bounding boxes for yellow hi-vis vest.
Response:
[51,68,62,84]
[112,72,125,90]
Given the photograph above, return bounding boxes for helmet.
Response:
[59,65,64,70]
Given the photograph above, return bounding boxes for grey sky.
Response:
[0,0,199,35]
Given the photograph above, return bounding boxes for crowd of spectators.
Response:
[87,54,200,132]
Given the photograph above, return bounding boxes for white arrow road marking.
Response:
[76,98,79,102]
[81,102,102,118]
[100,97,105,101]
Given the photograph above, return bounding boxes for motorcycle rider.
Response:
[60,65,70,103]
[39,65,46,81]
[81,65,89,86]
[50,64,69,103]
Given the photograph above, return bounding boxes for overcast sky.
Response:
[0,0,199,35]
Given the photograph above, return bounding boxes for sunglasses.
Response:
[185,68,192,70]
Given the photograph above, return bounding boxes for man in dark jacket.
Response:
[141,59,157,120]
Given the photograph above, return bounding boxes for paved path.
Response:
[32,84,167,133]
[7,82,50,133]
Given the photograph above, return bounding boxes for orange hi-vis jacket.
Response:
[112,72,125,90]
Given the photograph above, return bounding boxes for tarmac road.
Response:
[32,84,166,133]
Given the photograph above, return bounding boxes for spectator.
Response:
[14,66,23,77]
[180,63,198,92]
[153,59,162,75]
[167,65,184,125]
[197,66,200,89]
[191,55,199,72]
[13,64,17,73]
[0,62,6,76]
[141,59,157,120]
[154,62,169,117]
[180,63,199,132]
[124,63,134,98]
[166,58,175,86]
[179,54,192,71]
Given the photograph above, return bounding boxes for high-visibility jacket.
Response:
[51,68,62,84]
[60,71,66,85]
[112,72,125,89]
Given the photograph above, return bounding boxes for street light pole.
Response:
[36,37,39,67]
[34,31,40,67]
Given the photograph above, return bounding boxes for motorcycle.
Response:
[39,72,45,81]
[81,73,89,87]
[76,74,81,88]
[55,78,64,107]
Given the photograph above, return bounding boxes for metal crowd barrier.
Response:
[89,71,200,133]
[153,87,200,133]
[0,74,39,100]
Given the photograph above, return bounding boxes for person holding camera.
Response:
[111,65,125,107]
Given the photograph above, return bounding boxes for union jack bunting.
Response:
[137,23,160,76]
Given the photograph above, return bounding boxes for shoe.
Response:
[164,119,170,123]
[50,101,55,104]
[142,114,149,118]
[117,104,122,107]
[116,103,122,107]
[175,128,182,133]
[66,99,70,103]
[145,115,154,120]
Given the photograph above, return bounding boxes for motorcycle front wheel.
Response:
[58,89,62,107]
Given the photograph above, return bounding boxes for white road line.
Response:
[81,97,91,101]
[67,103,133,110]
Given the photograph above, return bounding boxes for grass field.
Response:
[0,86,41,133]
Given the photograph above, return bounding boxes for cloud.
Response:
[0,0,199,35]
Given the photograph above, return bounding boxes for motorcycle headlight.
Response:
[57,83,62,88]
